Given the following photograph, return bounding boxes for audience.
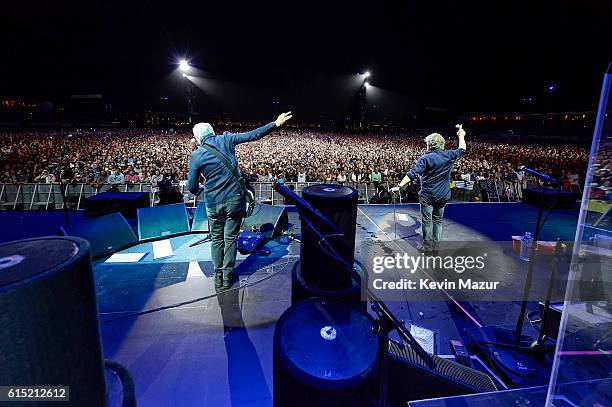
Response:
[0,128,590,198]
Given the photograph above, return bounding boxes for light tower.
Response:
[358,71,371,129]
[178,59,194,124]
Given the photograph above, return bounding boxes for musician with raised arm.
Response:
[187,112,293,289]
[391,126,467,252]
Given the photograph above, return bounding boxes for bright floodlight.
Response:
[364,81,371,89]
[364,71,371,78]
[179,59,190,72]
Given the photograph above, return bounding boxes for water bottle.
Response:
[520,232,533,261]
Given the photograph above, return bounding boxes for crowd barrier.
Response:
[0,180,581,211]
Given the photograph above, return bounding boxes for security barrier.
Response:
[0,180,513,211]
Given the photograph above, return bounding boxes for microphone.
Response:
[273,182,340,233]
[519,166,559,185]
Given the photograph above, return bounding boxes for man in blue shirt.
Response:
[107,168,125,185]
[392,127,467,251]
[187,112,292,289]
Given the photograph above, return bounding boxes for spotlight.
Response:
[364,82,371,89]
[182,73,188,78]
[364,71,371,78]
[179,59,190,72]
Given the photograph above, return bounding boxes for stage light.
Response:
[182,73,188,78]
[364,82,371,89]
[179,59,190,72]
[364,71,371,78]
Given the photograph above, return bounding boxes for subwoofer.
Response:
[274,298,378,407]
[0,237,107,405]
[300,184,358,290]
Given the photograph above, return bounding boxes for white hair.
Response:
[192,122,214,145]
[424,133,445,150]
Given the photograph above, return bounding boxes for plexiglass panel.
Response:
[546,64,612,406]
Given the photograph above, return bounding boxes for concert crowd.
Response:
[0,127,590,195]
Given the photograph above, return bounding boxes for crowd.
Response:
[0,128,191,189]
[0,127,589,196]
[590,145,611,201]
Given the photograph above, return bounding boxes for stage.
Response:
[0,202,583,406]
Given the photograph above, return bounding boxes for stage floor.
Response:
[85,202,581,406]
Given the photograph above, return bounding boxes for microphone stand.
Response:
[531,239,563,352]
[514,180,561,347]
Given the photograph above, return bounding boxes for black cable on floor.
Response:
[99,233,298,324]
[100,259,294,324]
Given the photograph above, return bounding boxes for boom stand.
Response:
[515,183,561,347]
[531,239,563,352]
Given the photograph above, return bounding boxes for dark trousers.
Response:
[206,197,244,281]
[420,198,446,247]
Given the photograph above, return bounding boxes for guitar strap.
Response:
[201,142,247,193]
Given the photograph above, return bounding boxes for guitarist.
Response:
[187,112,293,289]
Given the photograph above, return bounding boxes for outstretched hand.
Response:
[275,112,292,127]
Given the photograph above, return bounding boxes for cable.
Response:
[100,259,293,324]
[380,189,415,324]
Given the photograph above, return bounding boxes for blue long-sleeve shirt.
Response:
[406,148,464,203]
[187,122,277,208]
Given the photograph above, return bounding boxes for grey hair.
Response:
[192,122,215,145]
[424,133,445,150]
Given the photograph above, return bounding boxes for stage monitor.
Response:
[137,203,190,241]
[242,203,288,238]
[191,202,209,232]
[59,212,137,258]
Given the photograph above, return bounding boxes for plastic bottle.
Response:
[520,232,533,261]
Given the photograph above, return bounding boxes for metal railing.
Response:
[0,180,580,211]
[0,182,204,211]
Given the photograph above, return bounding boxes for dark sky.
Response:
[3,0,611,120]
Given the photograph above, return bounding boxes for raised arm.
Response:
[228,112,293,145]
[457,127,466,150]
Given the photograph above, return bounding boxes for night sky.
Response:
[3,1,611,121]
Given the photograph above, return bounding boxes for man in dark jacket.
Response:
[187,112,292,289]
[392,127,467,252]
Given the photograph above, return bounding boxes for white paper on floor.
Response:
[397,213,410,221]
[105,252,147,263]
[152,239,174,259]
